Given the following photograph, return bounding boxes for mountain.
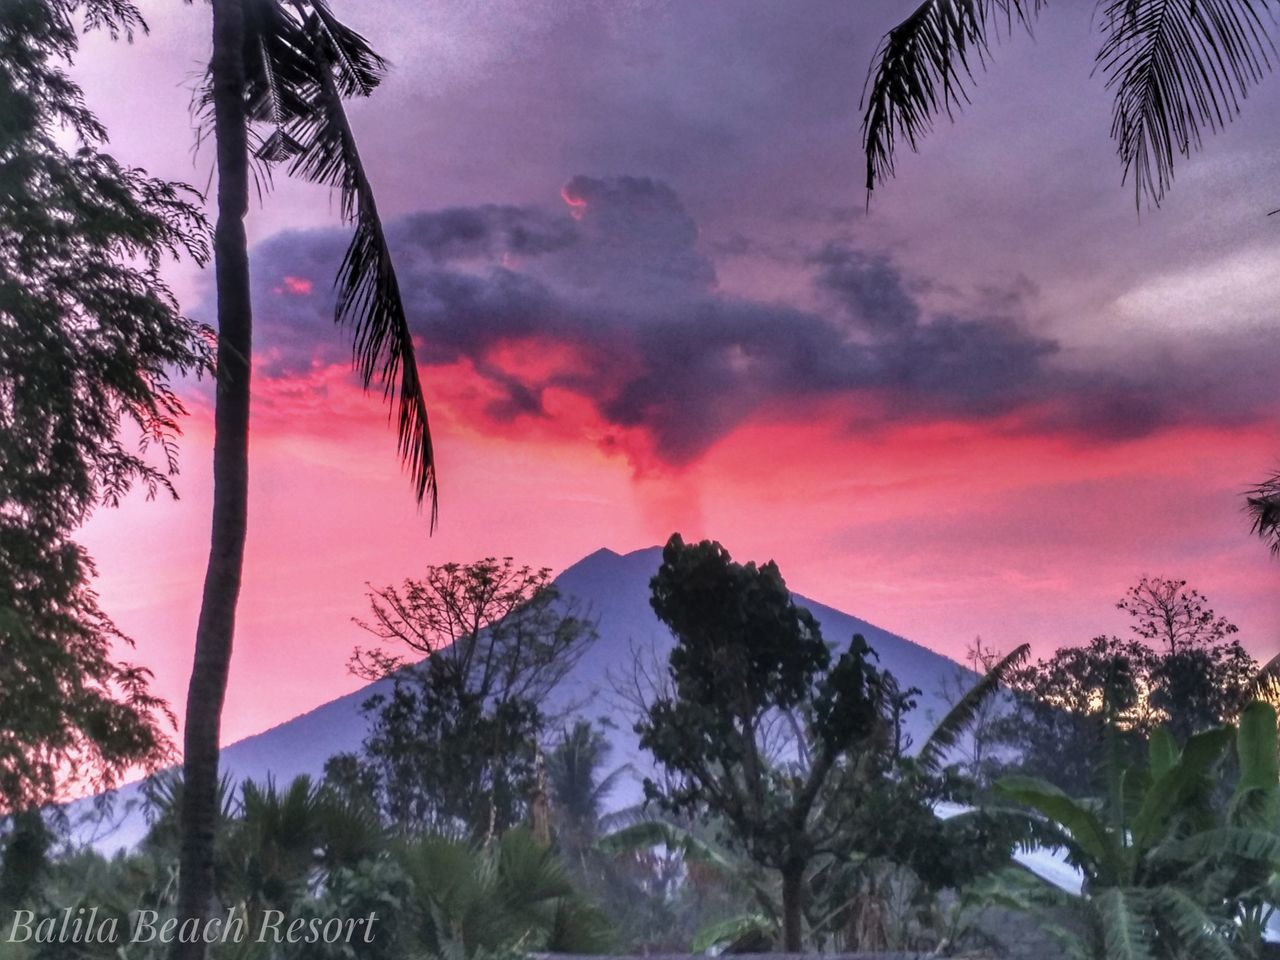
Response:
[80,545,970,851]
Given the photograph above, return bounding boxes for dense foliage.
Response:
[0,774,610,960]
[337,559,598,839]
[986,702,1280,959]
[1,544,1275,960]
[0,0,209,811]
[633,534,1035,953]
[991,578,1258,796]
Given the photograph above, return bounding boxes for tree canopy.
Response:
[637,534,907,950]
[341,559,598,840]
[0,0,209,811]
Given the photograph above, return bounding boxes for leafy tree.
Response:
[613,637,1029,954]
[635,534,910,950]
[994,636,1155,797]
[0,0,209,812]
[0,811,51,908]
[177,0,440,949]
[1118,577,1239,655]
[343,559,597,840]
[995,578,1257,792]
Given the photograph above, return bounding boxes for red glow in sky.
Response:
[560,184,588,220]
[80,349,1279,745]
[274,275,314,296]
[70,0,1280,751]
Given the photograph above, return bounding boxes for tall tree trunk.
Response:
[172,0,250,956]
[780,858,805,952]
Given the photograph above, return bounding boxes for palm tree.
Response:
[395,828,613,957]
[1246,471,1280,557]
[178,2,436,956]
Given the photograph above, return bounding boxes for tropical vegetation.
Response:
[1,538,1277,959]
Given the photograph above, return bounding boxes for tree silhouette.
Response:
[343,559,597,840]
[636,535,906,951]
[177,1,437,955]
[0,0,208,812]
[1246,470,1280,556]
[862,0,1277,207]
[862,1,1280,559]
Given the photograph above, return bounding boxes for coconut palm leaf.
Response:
[1095,0,1277,207]
[916,641,1029,775]
[285,4,436,516]
[1246,471,1280,557]
[204,0,437,518]
[861,0,1042,192]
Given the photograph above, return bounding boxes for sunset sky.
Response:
[74,0,1277,744]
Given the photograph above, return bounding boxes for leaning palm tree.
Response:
[1246,471,1280,556]
[178,2,435,957]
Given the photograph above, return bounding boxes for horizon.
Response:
[72,0,1278,748]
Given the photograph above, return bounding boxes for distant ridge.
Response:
[81,545,968,851]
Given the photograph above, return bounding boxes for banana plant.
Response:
[989,701,1280,959]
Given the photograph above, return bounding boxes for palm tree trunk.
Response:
[780,858,805,952]
[172,0,250,956]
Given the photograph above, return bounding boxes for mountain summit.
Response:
[87,546,967,850]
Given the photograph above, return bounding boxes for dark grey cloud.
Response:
[244,176,1276,466]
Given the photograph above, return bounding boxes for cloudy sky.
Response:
[76,0,1278,743]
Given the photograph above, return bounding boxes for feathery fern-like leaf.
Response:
[1246,470,1280,557]
[282,5,437,517]
[861,0,1043,193]
[1094,887,1156,960]
[1095,0,1277,207]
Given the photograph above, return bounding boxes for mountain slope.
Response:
[82,545,968,850]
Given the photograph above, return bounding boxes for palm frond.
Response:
[861,0,1042,193]
[1243,654,1280,713]
[691,914,776,953]
[1158,825,1280,863]
[280,5,437,517]
[1246,470,1280,557]
[917,642,1029,775]
[197,0,437,517]
[1096,0,1277,207]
